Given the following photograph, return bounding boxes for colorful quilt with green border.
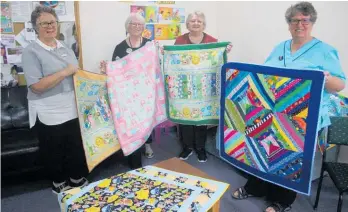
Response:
[163,42,229,125]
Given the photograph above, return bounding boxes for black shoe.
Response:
[196,148,207,162]
[69,177,88,188]
[52,181,71,194]
[179,148,193,160]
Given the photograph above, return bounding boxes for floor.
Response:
[1,129,347,212]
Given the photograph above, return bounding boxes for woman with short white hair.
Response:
[175,11,216,44]
[111,13,149,60]
[174,11,232,163]
[101,12,155,168]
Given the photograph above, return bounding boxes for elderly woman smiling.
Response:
[22,6,88,194]
[232,2,346,212]
[174,11,232,163]
[100,13,155,168]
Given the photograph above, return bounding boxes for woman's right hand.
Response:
[62,64,78,77]
[100,60,107,74]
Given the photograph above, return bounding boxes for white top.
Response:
[28,39,78,128]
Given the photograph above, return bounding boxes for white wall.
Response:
[217,1,348,95]
[79,1,218,73]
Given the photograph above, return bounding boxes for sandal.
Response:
[231,187,253,200]
[264,203,291,212]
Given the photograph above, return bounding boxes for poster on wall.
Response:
[172,8,185,23]
[142,24,155,40]
[1,35,16,48]
[129,3,184,40]
[5,47,23,64]
[158,7,173,21]
[168,23,181,39]
[154,24,169,40]
[1,2,14,33]
[32,1,67,16]
[130,5,146,18]
[11,1,32,22]
[32,1,75,22]
[145,6,158,23]
[154,24,181,40]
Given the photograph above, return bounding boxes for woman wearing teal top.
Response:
[232,2,346,212]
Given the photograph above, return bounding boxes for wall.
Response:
[79,1,218,73]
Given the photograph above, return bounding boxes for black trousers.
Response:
[35,118,88,183]
[179,125,207,150]
[127,146,143,169]
[244,175,296,205]
[126,135,152,169]
[145,133,152,144]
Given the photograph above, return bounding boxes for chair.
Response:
[152,120,179,144]
[313,116,348,212]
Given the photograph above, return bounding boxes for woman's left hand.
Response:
[154,40,164,55]
[226,43,233,53]
[323,71,346,93]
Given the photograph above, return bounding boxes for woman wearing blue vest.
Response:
[232,2,346,212]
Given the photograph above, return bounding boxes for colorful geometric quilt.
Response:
[163,42,229,125]
[58,166,229,212]
[106,41,167,156]
[73,70,120,172]
[220,63,324,195]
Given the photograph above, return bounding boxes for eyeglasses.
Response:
[189,20,203,24]
[290,18,311,25]
[129,23,144,27]
[38,21,58,28]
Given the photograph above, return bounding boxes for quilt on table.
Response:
[163,42,229,125]
[74,70,120,172]
[106,41,166,156]
[220,63,324,195]
[58,166,229,212]
[318,93,348,153]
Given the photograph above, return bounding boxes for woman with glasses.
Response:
[100,13,155,168]
[22,5,88,194]
[232,2,346,212]
[174,11,232,163]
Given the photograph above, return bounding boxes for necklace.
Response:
[128,37,142,48]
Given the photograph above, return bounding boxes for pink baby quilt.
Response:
[106,41,166,156]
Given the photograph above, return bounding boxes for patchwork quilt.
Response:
[74,70,120,172]
[163,42,229,125]
[220,63,324,195]
[106,41,167,156]
[58,166,229,212]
